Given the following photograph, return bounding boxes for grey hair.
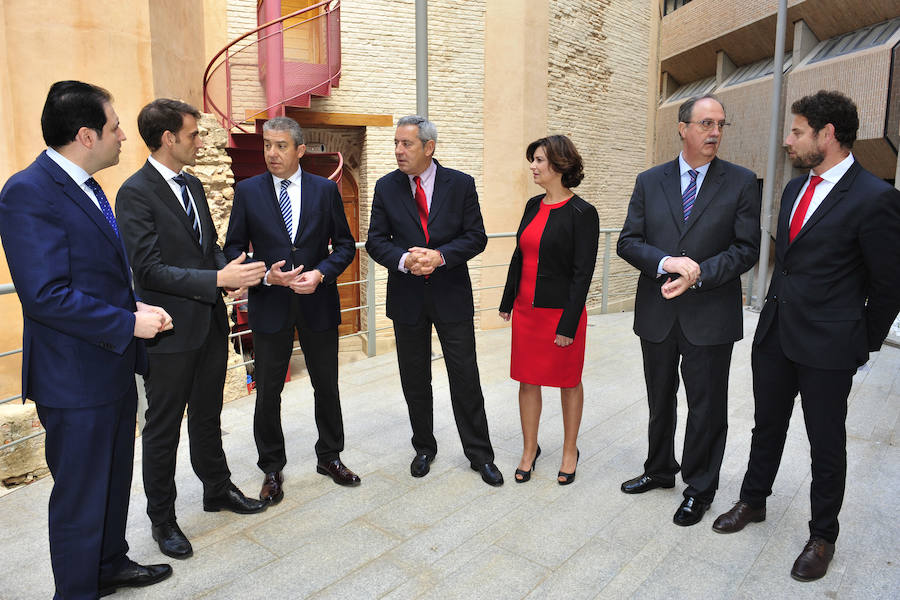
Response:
[263,116,305,146]
[678,94,726,124]
[396,115,437,145]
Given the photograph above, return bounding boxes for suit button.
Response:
[291,246,297,252]
[782,269,788,276]
[680,250,687,256]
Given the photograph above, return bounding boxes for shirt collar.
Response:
[408,159,436,186]
[45,147,92,187]
[678,152,711,177]
[811,152,854,185]
[147,155,181,181]
[272,166,303,188]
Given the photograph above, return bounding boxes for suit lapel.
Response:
[682,157,724,238]
[427,161,449,229]
[789,161,860,247]
[260,173,293,243]
[294,170,312,244]
[777,177,804,258]
[188,177,214,252]
[393,169,422,237]
[660,159,686,236]
[143,162,201,249]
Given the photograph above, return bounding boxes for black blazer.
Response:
[754,160,900,369]
[617,156,761,345]
[116,161,228,354]
[366,160,487,325]
[223,169,355,334]
[499,194,599,337]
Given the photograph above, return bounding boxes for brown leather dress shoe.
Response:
[790,537,835,581]
[712,500,766,533]
[317,459,361,486]
[260,471,284,504]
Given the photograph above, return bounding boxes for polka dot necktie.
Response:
[84,177,119,238]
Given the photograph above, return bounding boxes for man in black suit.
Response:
[116,99,269,560]
[224,116,360,502]
[712,91,900,581]
[618,94,761,525]
[366,115,502,486]
[0,81,173,598]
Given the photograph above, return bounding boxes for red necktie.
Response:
[789,175,823,243]
[414,175,429,243]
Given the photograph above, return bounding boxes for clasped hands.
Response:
[404,247,442,276]
[660,256,700,299]
[134,301,173,339]
[267,260,323,294]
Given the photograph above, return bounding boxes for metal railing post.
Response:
[366,253,376,357]
[601,232,611,314]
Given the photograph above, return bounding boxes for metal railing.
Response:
[0,230,624,454]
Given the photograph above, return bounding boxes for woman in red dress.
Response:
[499,135,599,485]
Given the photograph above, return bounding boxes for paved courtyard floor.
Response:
[1,310,898,599]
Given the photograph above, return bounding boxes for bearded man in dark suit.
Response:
[618,94,761,526]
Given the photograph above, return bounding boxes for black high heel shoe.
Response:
[557,449,580,486]
[514,445,541,483]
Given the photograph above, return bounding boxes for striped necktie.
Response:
[279,179,293,240]
[172,174,201,244]
[84,177,119,238]
[682,169,698,221]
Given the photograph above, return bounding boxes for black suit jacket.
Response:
[366,160,487,325]
[618,156,761,345]
[223,169,355,333]
[755,160,900,369]
[499,194,599,338]
[116,161,228,354]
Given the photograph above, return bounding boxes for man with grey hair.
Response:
[225,116,360,503]
[366,115,503,486]
[617,94,760,525]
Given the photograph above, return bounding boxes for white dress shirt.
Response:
[271,167,303,241]
[789,153,854,228]
[147,155,203,244]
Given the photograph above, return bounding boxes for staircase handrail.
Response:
[203,0,341,132]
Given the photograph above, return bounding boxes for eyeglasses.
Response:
[686,119,730,131]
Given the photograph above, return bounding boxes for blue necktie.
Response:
[279,179,293,239]
[682,169,698,221]
[84,177,119,238]
[172,173,201,244]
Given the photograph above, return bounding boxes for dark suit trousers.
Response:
[36,381,136,600]
[141,320,231,526]
[253,294,344,472]
[640,320,732,502]
[740,314,853,543]
[392,284,494,464]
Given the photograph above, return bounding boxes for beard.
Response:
[789,147,825,169]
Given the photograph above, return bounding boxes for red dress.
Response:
[510,199,587,387]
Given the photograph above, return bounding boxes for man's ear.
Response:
[425,139,435,158]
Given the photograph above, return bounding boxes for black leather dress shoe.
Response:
[317,458,361,486]
[790,537,835,581]
[260,471,284,504]
[620,474,676,494]
[471,462,504,486]
[204,483,268,514]
[673,496,711,526]
[712,500,766,533]
[151,521,193,559]
[98,560,172,597]
[410,454,434,478]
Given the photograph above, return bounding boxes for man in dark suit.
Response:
[712,90,900,581]
[0,81,173,598]
[366,115,503,486]
[618,94,761,525]
[224,116,359,502]
[115,99,268,561]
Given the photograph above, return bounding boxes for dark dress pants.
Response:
[740,315,853,543]
[640,320,732,503]
[141,319,231,526]
[252,294,344,472]
[36,381,137,600]
[392,284,494,465]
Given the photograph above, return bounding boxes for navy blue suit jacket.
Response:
[223,168,355,333]
[366,160,487,325]
[755,160,900,369]
[0,151,147,408]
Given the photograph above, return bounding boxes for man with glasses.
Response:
[617,94,761,526]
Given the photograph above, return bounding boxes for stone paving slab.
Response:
[1,310,899,599]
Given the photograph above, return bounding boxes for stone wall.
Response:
[0,403,47,488]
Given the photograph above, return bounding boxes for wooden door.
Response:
[337,169,360,336]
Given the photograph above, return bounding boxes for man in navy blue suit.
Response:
[366,116,503,486]
[0,81,173,598]
[712,91,900,581]
[224,117,360,503]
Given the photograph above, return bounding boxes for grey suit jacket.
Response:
[617,156,761,345]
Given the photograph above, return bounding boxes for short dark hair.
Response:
[526,135,585,188]
[678,93,726,124]
[138,98,202,151]
[791,90,858,149]
[41,81,112,148]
